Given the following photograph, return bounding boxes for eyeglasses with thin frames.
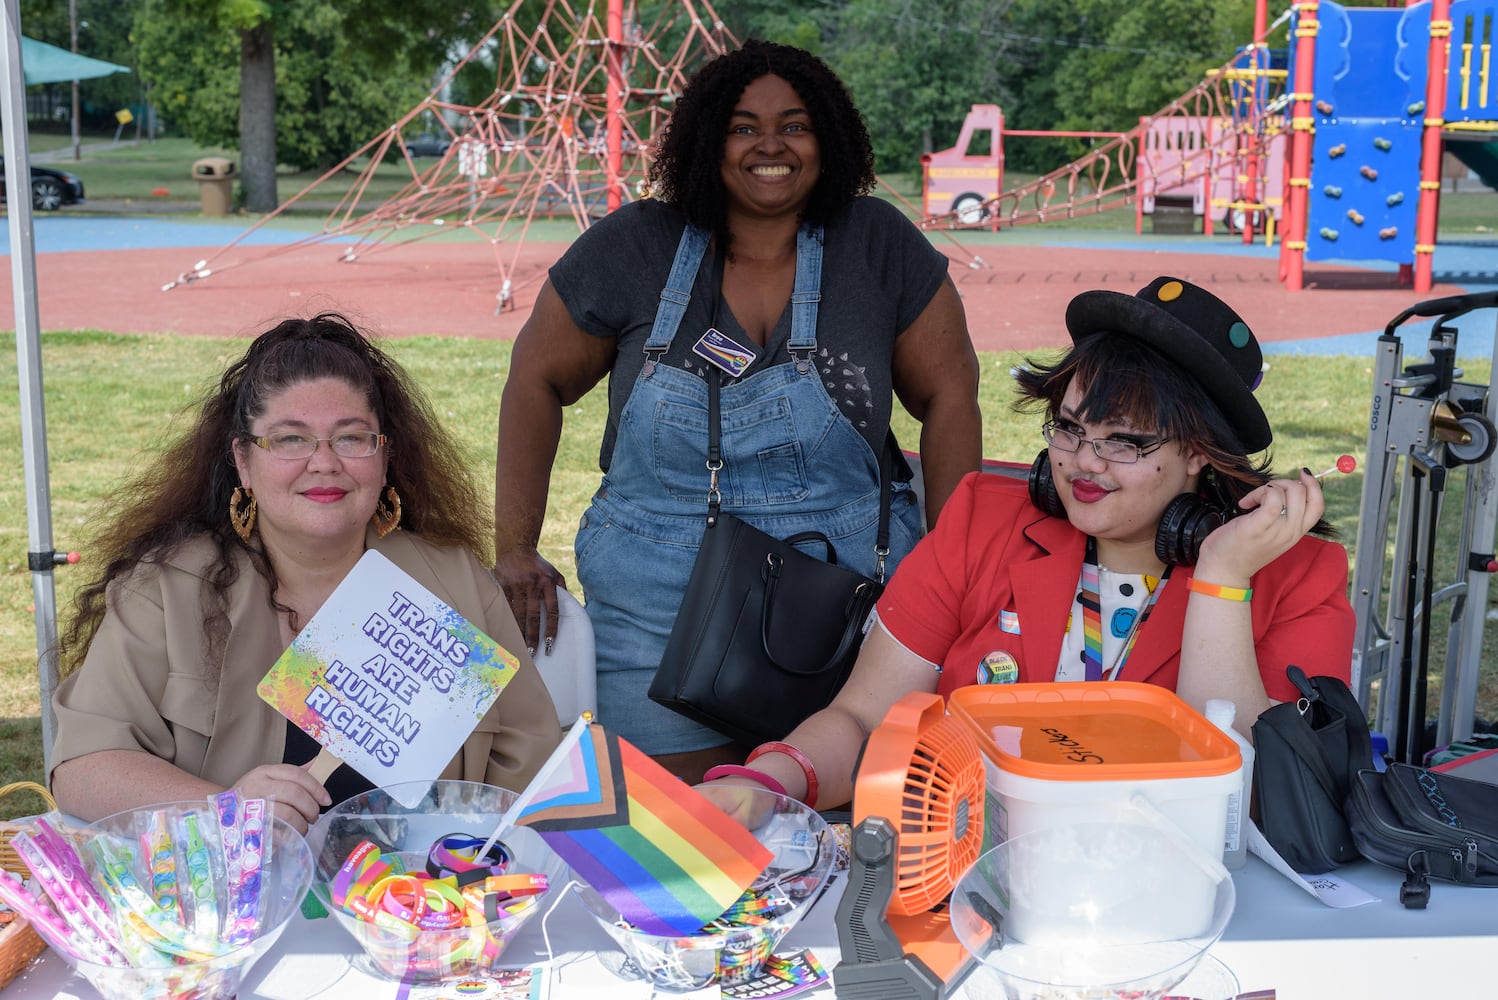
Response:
[251,431,386,460]
[1042,421,1167,465]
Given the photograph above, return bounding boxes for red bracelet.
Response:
[748,741,819,810]
[701,764,786,798]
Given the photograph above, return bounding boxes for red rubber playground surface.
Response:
[2,225,1487,351]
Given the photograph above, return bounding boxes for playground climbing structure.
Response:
[1280,0,1497,292]
[163,0,735,310]
[922,0,1497,293]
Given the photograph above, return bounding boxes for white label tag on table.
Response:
[1247,822,1379,907]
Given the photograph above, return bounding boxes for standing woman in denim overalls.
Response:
[493,41,982,782]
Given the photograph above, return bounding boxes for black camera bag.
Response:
[1345,762,1498,908]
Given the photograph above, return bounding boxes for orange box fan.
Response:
[832,690,987,999]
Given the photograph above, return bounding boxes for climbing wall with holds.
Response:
[1299,0,1427,264]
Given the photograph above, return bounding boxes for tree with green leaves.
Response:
[20,0,142,136]
[133,0,494,212]
[713,0,1260,177]
[824,0,1014,173]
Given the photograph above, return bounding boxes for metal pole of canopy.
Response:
[2,0,64,774]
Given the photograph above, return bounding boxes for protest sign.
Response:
[257,550,518,804]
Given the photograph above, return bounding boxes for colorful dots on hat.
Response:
[1157,280,1184,302]
[1228,321,1252,348]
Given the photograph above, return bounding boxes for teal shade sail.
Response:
[17,35,129,85]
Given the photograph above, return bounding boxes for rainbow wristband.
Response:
[701,764,787,798]
[426,833,511,886]
[1187,578,1253,602]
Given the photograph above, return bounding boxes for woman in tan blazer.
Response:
[51,314,560,833]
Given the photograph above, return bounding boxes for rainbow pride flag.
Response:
[513,721,773,935]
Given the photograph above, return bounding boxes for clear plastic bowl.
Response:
[305,780,565,983]
[46,801,314,1000]
[576,786,834,993]
[949,808,1236,1000]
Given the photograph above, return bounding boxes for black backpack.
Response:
[1345,762,1498,908]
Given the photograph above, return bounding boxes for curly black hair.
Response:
[1013,334,1335,537]
[650,39,875,251]
[58,313,492,677]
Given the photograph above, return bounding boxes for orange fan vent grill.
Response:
[856,692,987,917]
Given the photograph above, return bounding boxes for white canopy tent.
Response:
[0,1,102,773]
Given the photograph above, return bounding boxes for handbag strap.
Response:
[761,558,879,676]
[707,375,896,575]
[1263,703,1345,803]
[704,238,729,528]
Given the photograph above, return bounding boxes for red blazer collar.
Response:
[1012,512,1193,685]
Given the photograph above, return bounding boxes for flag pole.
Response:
[478,713,591,859]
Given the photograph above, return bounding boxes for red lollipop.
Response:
[1313,455,1357,479]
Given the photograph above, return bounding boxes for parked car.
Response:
[405,133,452,158]
[0,159,86,211]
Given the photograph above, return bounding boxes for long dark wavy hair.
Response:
[650,39,876,252]
[58,313,491,677]
[1013,334,1335,536]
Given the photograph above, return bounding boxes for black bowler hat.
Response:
[1064,276,1271,453]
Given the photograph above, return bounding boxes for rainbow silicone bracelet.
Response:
[426,833,511,886]
[332,840,386,908]
[1187,578,1253,602]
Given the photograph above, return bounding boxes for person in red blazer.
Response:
[702,276,1354,811]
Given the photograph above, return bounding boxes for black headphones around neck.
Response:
[1026,450,1229,566]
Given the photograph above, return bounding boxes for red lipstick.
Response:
[1070,479,1110,503]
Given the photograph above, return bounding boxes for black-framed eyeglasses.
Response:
[251,431,386,460]
[1042,421,1167,465]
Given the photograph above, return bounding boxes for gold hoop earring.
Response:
[229,486,257,542]
[372,485,402,539]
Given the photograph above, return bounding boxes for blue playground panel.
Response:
[1447,0,1498,126]
[1295,1,1428,265]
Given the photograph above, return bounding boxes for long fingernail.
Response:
[526,646,535,656]
[1302,467,1314,476]
[545,638,554,655]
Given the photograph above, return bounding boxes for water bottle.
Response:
[1205,699,1255,870]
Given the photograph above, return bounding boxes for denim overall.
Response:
[575,223,924,754]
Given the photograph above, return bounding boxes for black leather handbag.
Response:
[649,369,894,747]
[1251,664,1372,873]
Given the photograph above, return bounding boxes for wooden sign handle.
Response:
[306,747,343,783]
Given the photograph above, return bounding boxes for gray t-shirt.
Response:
[548,196,951,471]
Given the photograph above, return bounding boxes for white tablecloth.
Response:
[4,857,1492,999]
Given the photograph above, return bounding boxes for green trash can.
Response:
[192,157,237,216]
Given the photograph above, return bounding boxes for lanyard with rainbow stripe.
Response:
[1080,536,1170,682]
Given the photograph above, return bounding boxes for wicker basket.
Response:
[0,781,56,991]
